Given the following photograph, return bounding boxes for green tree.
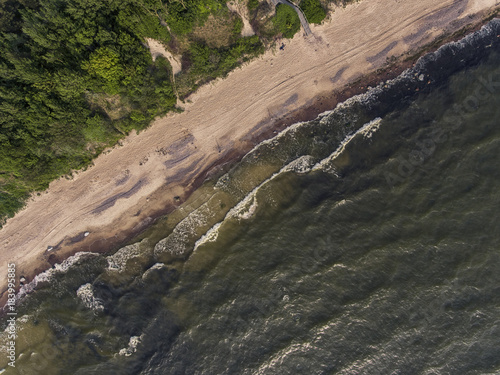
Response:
[82,47,124,93]
[299,0,326,24]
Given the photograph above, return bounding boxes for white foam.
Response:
[107,242,142,273]
[76,283,104,312]
[239,196,258,220]
[359,117,382,139]
[16,252,100,301]
[194,222,222,251]
[334,199,350,208]
[154,203,215,256]
[118,335,143,357]
[226,183,261,220]
[142,263,166,279]
[312,117,382,172]
[281,155,316,174]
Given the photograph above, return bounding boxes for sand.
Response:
[227,1,256,37]
[1,0,499,298]
[145,38,182,75]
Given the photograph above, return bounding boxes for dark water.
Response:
[2,20,500,375]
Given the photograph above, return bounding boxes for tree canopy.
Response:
[299,0,326,24]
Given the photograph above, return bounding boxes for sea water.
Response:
[2,19,500,375]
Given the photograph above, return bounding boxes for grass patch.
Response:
[191,8,243,48]
[273,4,300,38]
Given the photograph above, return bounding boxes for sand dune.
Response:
[1,0,499,296]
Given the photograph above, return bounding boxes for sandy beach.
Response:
[1,0,499,299]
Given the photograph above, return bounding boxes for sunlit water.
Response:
[2,19,500,375]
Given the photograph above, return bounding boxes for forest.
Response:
[0,0,331,225]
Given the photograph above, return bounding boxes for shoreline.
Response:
[1,0,499,305]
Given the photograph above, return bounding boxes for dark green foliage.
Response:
[177,35,263,95]
[299,0,326,24]
[247,0,259,12]
[273,4,300,38]
[82,47,125,94]
[0,182,29,221]
[165,0,225,35]
[232,16,243,37]
[0,0,176,225]
[165,1,199,35]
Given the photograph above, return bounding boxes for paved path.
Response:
[270,0,312,36]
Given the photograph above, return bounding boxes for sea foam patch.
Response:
[16,252,100,301]
[76,283,104,312]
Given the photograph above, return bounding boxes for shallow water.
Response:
[2,20,500,375]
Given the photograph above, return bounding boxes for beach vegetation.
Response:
[191,7,243,48]
[247,0,259,12]
[175,35,264,97]
[299,0,326,24]
[273,4,301,38]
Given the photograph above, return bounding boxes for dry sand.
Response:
[227,1,256,37]
[1,0,499,297]
[145,38,182,75]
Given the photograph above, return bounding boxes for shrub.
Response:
[82,47,124,94]
[299,0,326,24]
[232,16,244,37]
[273,4,300,38]
[247,0,259,12]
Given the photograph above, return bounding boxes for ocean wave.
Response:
[107,242,142,273]
[225,155,310,221]
[193,222,222,251]
[76,283,104,312]
[16,252,100,301]
[242,121,308,161]
[281,155,316,174]
[154,203,216,257]
[142,263,166,280]
[312,118,382,172]
[118,335,143,357]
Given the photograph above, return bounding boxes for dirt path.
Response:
[0,0,499,297]
[145,38,182,75]
[227,1,256,37]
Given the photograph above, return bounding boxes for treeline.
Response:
[0,0,269,225]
